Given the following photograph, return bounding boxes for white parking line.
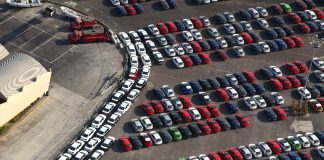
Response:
[10,26,34,43]
[0,16,13,25]
[50,45,76,63]
[31,36,55,52]
[20,31,44,47]
[285,50,312,57]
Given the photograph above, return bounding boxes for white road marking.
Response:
[50,45,76,63]
[290,120,314,133]
[20,31,44,47]
[31,36,55,52]
[10,26,34,42]
[0,16,13,25]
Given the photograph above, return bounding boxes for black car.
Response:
[297,11,310,22]
[272,16,285,26]
[189,81,203,93]
[189,53,202,65]
[264,109,278,121]
[159,130,173,143]
[262,93,276,106]
[153,88,166,100]
[188,124,202,137]
[174,20,186,31]
[273,27,286,38]
[275,39,288,50]
[278,155,290,160]
[165,34,176,45]
[194,0,203,5]
[252,83,265,94]
[315,84,324,96]
[296,74,308,85]
[234,73,248,85]
[216,118,231,131]
[150,115,164,128]
[306,21,319,32]
[233,85,248,98]
[207,78,221,89]
[160,0,170,10]
[314,131,324,144]
[281,26,294,36]
[214,14,227,24]
[307,86,321,98]
[250,43,263,54]
[243,83,257,96]
[224,35,237,47]
[117,5,127,16]
[166,0,177,9]
[169,112,182,124]
[260,68,275,79]
[265,40,279,51]
[248,32,262,42]
[232,22,244,33]
[198,79,212,91]
[207,39,220,50]
[265,28,279,39]
[304,0,316,9]
[226,116,241,129]
[198,92,210,104]
[239,10,252,20]
[133,3,144,14]
[217,76,230,88]
[179,126,193,139]
[129,136,143,150]
[199,40,211,51]
[225,102,239,113]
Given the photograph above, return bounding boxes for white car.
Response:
[80,127,96,142]
[257,18,269,29]
[224,23,235,34]
[97,124,112,137]
[110,0,120,5]
[198,154,210,160]
[164,45,176,57]
[118,32,131,45]
[225,74,238,85]
[117,100,132,114]
[202,0,210,4]
[207,27,219,37]
[129,55,139,68]
[67,140,85,155]
[173,44,185,55]
[141,66,151,79]
[128,30,141,42]
[314,70,324,82]
[161,85,175,97]
[297,87,311,99]
[150,131,163,145]
[253,95,266,108]
[244,97,257,110]
[147,24,160,35]
[126,44,136,56]
[277,137,291,152]
[152,51,165,64]
[145,40,157,51]
[182,42,193,53]
[161,99,174,111]
[199,16,211,27]
[102,102,116,114]
[172,57,184,69]
[107,112,122,124]
[135,42,146,55]
[258,42,270,53]
[216,37,228,48]
[224,12,235,22]
[267,156,277,160]
[91,114,106,129]
[239,146,253,160]
[225,87,239,99]
[127,89,140,101]
[269,66,282,77]
[296,134,311,148]
[85,137,101,152]
[190,29,202,40]
[257,142,272,156]
[305,132,320,146]
[100,136,116,150]
[287,136,302,149]
[138,29,150,40]
[317,146,324,158]
[140,116,153,130]
[248,144,262,158]
[183,18,194,30]
[248,8,260,18]
[89,150,104,160]
[156,35,168,46]
[131,119,144,132]
[135,77,148,90]
[240,21,253,31]
[256,6,268,17]
[182,31,194,42]
[120,0,128,5]
[58,153,72,160]
[271,92,284,105]
[232,34,244,45]
[112,90,125,102]
[121,79,135,92]
[188,107,201,121]
[170,97,183,110]
[74,150,88,160]
[312,57,324,69]
[188,156,199,160]
[141,54,151,66]
[315,20,324,30]
[305,10,317,20]
[232,46,245,57]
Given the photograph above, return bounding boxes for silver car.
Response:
[160,113,173,126]
[131,119,144,132]
[170,96,183,110]
[161,99,174,111]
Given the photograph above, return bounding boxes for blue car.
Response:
[274,39,288,50]
[315,84,324,96]
[180,82,193,94]
[239,10,252,20]
[116,5,127,16]
[287,152,302,160]
[252,83,265,94]
[166,0,177,9]
[265,40,279,51]
[174,20,186,31]
[234,72,247,84]
[207,39,220,50]
[272,16,285,26]
[226,116,241,129]
[207,78,220,89]
[273,27,286,38]
[314,131,324,144]
[233,85,248,98]
[278,154,291,160]
[250,43,263,54]
[225,102,239,113]
[133,3,144,14]
[243,83,256,96]
[260,68,274,79]
[265,28,279,39]
[248,32,262,42]
[216,76,230,88]
[153,88,166,100]
[189,53,202,65]
[306,21,319,32]
[297,11,310,22]
[189,81,203,93]
[264,109,278,121]
[282,26,294,36]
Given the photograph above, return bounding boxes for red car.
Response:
[235,113,250,127]
[197,121,212,135]
[293,61,308,72]
[208,152,222,160]
[270,78,283,91]
[298,23,311,33]
[267,139,282,154]
[139,133,153,147]
[178,96,192,108]
[141,102,155,116]
[218,150,233,160]
[240,32,253,44]
[119,137,133,151]
[288,13,301,23]
[228,147,243,160]
[216,88,230,101]
[189,41,202,53]
[295,0,307,11]
[298,151,313,160]
[179,109,192,122]
[318,97,324,106]
[125,5,136,15]
[243,70,256,83]
[215,50,228,61]
[198,52,211,64]
[180,55,194,67]
[287,75,302,88]
[207,103,221,117]
[165,21,177,32]
[278,76,292,89]
[291,36,304,47]
[271,4,284,15]
[312,8,324,19]
[207,118,222,133]
[151,100,164,113]
[156,22,169,34]
[286,62,300,74]
[283,37,296,48]
[128,68,138,80]
[273,106,287,120]
[190,17,203,28]
[197,106,211,119]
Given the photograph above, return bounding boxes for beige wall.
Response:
[0,71,52,127]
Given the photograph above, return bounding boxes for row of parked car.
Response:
[116,3,144,16]
[121,113,250,151]
[182,130,324,160]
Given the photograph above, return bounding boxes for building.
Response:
[0,44,51,127]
